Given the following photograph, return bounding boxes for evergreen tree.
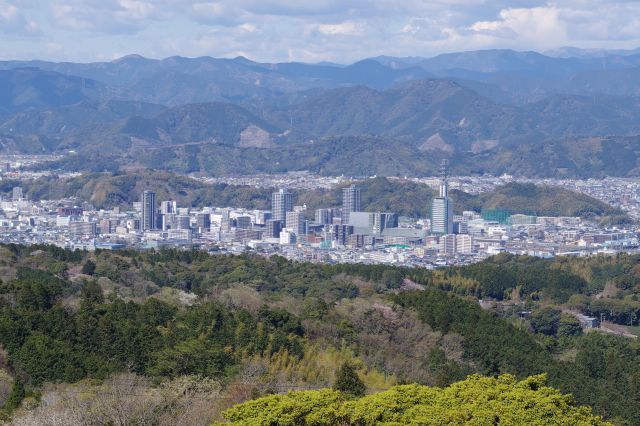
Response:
[333,362,365,397]
[82,260,96,275]
[4,377,26,413]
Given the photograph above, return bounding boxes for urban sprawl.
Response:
[0,158,639,268]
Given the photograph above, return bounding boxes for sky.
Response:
[1,0,640,63]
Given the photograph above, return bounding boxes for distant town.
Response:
[0,156,639,267]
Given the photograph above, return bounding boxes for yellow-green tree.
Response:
[216,374,611,426]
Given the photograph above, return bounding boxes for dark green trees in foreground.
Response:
[0,245,639,423]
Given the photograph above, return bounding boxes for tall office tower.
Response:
[265,219,282,238]
[315,208,334,225]
[11,187,22,201]
[430,160,453,235]
[220,209,232,231]
[341,184,361,224]
[141,190,157,231]
[196,213,211,233]
[286,211,306,237]
[272,189,293,227]
[371,212,398,234]
[330,224,355,246]
[160,200,177,215]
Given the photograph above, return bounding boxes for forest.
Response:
[0,244,638,424]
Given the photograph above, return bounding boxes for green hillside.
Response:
[1,246,640,424]
[475,182,628,221]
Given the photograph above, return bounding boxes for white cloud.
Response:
[0,1,40,36]
[49,0,164,34]
[2,0,640,62]
[190,2,246,26]
[116,0,156,20]
[317,21,363,36]
[469,7,567,48]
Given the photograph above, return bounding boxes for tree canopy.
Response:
[218,374,610,426]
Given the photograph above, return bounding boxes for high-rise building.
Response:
[371,212,398,234]
[196,213,211,232]
[315,208,334,225]
[431,160,453,235]
[329,224,354,246]
[99,219,119,234]
[349,212,398,235]
[265,219,282,238]
[272,189,293,227]
[160,201,177,215]
[342,185,361,224]
[286,211,306,237]
[12,187,22,201]
[141,191,157,231]
[220,209,232,231]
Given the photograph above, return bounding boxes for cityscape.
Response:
[0,157,637,269]
[3,1,640,424]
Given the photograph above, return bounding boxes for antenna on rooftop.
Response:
[438,159,450,198]
[439,159,450,180]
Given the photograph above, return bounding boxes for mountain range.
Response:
[3,49,640,177]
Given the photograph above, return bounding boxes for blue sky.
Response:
[2,0,640,63]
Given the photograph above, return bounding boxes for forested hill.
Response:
[472,182,628,221]
[0,245,640,424]
[9,172,628,223]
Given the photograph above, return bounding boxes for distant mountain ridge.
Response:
[4,48,640,104]
[0,68,105,117]
[3,48,640,177]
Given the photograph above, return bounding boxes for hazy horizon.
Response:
[2,1,640,63]
[2,45,640,66]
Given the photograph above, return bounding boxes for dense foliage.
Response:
[396,289,640,425]
[0,252,304,393]
[0,245,640,423]
[218,374,610,425]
